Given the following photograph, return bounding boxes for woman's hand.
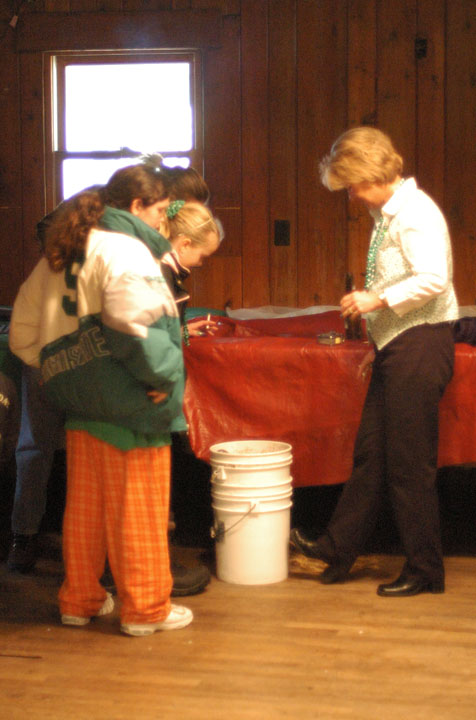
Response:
[147,389,168,404]
[340,290,386,318]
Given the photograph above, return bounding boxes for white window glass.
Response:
[65,63,192,153]
[161,156,191,169]
[47,51,202,206]
[62,158,137,200]
[62,155,192,199]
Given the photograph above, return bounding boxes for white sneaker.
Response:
[61,592,115,626]
[121,604,193,637]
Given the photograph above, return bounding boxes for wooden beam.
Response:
[15,10,222,51]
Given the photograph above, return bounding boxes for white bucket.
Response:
[210,440,293,585]
[210,440,293,487]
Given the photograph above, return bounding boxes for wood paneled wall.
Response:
[1,0,476,310]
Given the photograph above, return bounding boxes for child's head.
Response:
[166,201,221,269]
[141,154,210,204]
[102,164,169,230]
[160,166,210,204]
[44,166,169,272]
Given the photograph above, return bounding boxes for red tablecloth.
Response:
[183,312,476,487]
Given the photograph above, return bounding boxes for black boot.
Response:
[7,534,39,573]
[171,561,211,597]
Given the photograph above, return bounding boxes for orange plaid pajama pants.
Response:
[59,430,172,624]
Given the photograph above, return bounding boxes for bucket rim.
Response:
[209,439,293,458]
[212,500,293,514]
[211,477,292,489]
[210,460,293,471]
[212,488,293,500]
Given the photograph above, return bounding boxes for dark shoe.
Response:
[7,534,39,573]
[171,561,211,597]
[100,562,116,595]
[319,560,353,585]
[291,528,353,584]
[290,528,331,561]
[377,575,445,597]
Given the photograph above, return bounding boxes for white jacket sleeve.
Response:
[9,258,50,367]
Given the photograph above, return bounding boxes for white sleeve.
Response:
[8,259,49,367]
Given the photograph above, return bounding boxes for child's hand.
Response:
[147,389,168,404]
[187,318,219,337]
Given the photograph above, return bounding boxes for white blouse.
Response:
[366,178,459,349]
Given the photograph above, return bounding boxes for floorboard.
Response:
[1,537,476,720]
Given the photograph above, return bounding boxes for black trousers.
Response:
[319,323,455,582]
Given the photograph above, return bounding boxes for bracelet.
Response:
[182,323,190,346]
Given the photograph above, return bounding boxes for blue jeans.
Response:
[11,365,64,535]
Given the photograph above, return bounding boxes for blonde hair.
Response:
[319,126,403,190]
[167,202,220,247]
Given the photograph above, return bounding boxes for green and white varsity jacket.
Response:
[9,209,186,448]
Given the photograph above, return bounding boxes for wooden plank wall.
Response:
[1,0,476,309]
[0,6,24,305]
[446,0,476,306]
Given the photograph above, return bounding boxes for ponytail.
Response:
[45,189,104,272]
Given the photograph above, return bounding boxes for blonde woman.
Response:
[291,127,458,597]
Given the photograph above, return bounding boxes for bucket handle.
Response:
[211,467,227,482]
[210,501,257,543]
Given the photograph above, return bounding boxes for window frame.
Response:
[44,49,203,206]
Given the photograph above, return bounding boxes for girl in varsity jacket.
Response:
[9,165,198,636]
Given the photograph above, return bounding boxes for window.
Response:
[45,51,202,204]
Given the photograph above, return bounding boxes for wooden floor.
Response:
[1,536,476,720]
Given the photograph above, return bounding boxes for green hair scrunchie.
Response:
[166,199,185,219]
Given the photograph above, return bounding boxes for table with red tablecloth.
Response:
[183,311,476,487]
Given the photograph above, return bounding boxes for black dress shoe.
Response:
[377,575,445,597]
[291,528,353,583]
[290,528,331,561]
